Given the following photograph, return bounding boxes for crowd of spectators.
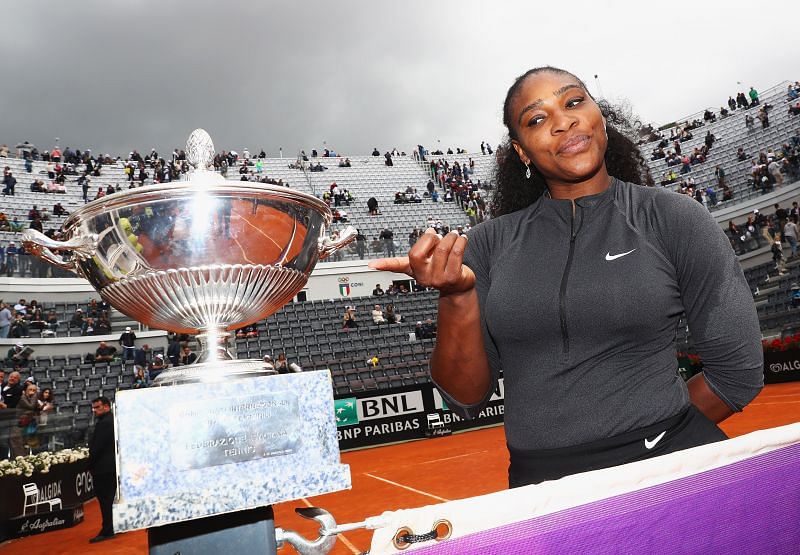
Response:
[0,298,59,339]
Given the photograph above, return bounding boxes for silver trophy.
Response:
[23,130,358,552]
[23,129,355,382]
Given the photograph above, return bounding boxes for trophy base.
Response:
[148,506,277,555]
[152,359,277,386]
[113,370,351,533]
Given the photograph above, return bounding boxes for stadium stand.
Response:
[1,78,799,456]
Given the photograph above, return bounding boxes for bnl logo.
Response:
[334,392,424,427]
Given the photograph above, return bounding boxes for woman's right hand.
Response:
[368,228,475,296]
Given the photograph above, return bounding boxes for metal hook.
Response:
[274,507,338,555]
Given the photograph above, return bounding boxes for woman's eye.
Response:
[566,97,585,108]
[527,115,544,127]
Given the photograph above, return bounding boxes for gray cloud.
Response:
[1,0,797,158]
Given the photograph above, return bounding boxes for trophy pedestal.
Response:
[148,506,276,555]
[112,369,351,533]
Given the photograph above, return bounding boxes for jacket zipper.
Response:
[559,207,578,355]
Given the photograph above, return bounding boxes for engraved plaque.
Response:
[168,392,301,470]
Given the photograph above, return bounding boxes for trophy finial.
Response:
[187,129,215,171]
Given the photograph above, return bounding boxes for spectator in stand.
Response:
[6,343,31,368]
[422,318,438,339]
[133,366,148,388]
[0,301,11,338]
[784,216,799,259]
[133,343,152,376]
[69,308,84,330]
[736,147,748,161]
[714,166,725,188]
[119,326,136,361]
[772,238,787,274]
[409,228,421,248]
[379,227,396,257]
[179,345,197,365]
[149,354,166,381]
[704,131,715,150]
[705,186,717,207]
[2,171,16,196]
[342,306,358,329]
[385,303,401,324]
[768,158,783,186]
[758,106,770,129]
[167,336,182,366]
[720,183,733,202]
[367,197,380,215]
[373,284,385,296]
[372,304,386,324]
[1,371,22,411]
[275,353,289,374]
[95,341,117,362]
[745,114,755,130]
[94,314,112,335]
[37,387,56,426]
[53,202,68,216]
[10,381,38,457]
[355,229,367,260]
[748,86,759,106]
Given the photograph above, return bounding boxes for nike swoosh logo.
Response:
[644,431,666,450]
[605,249,636,261]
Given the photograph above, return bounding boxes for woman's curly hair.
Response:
[491,66,653,217]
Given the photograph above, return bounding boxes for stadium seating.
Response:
[2,78,799,448]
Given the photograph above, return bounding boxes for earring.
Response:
[525,165,531,179]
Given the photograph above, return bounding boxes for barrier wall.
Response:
[0,458,93,540]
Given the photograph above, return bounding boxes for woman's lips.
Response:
[558,134,591,155]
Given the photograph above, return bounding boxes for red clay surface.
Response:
[3,382,799,555]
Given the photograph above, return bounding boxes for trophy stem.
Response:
[195,325,234,364]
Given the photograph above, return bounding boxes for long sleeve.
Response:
[654,193,764,410]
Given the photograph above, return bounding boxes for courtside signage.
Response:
[334,382,506,450]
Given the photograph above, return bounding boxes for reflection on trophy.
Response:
[23,130,357,553]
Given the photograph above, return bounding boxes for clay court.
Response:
[4,381,799,555]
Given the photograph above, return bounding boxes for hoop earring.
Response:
[525,165,531,179]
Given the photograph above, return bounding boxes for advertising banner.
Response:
[763,350,800,384]
[0,458,93,540]
[335,379,506,450]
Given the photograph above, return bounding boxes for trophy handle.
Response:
[22,229,96,274]
[318,226,357,260]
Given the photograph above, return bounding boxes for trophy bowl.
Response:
[23,129,356,380]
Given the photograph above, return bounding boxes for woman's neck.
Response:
[546,168,612,201]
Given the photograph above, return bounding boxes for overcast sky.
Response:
[1,1,797,159]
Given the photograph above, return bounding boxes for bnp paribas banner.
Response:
[334,379,505,450]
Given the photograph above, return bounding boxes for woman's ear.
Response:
[511,140,530,166]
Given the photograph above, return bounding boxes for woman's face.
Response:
[42,389,51,400]
[25,384,37,397]
[510,71,607,184]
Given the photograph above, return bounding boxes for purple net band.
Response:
[412,442,800,554]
